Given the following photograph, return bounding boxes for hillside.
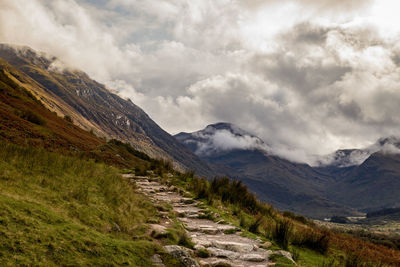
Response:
[326,152,400,212]
[0,44,214,177]
[175,123,358,219]
[176,122,400,219]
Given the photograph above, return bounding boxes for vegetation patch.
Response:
[0,142,161,266]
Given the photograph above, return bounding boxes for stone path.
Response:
[124,174,294,267]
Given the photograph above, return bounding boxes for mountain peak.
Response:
[175,122,268,156]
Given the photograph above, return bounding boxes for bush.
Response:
[330,216,349,224]
[273,219,293,250]
[64,115,73,123]
[177,231,194,249]
[196,249,210,258]
[293,228,330,255]
[248,215,263,234]
[283,210,313,225]
[18,109,46,125]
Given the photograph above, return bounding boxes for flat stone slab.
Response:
[212,240,254,253]
[207,247,240,259]
[240,253,267,262]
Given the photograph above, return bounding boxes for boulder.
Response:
[164,245,200,267]
[150,254,165,267]
[150,224,168,238]
[260,241,272,249]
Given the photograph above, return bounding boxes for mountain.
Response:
[318,137,400,212]
[0,44,214,176]
[323,152,400,212]
[175,123,358,218]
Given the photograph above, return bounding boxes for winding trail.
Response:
[124,174,294,267]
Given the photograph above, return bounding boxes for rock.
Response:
[260,241,272,249]
[182,257,201,267]
[240,253,266,262]
[191,238,212,247]
[150,254,165,267]
[218,225,238,233]
[150,224,168,238]
[164,245,200,267]
[169,185,176,191]
[198,258,232,267]
[113,222,121,232]
[194,244,206,251]
[212,241,254,253]
[207,247,240,259]
[198,225,219,235]
[272,250,296,264]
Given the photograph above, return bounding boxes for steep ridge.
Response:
[175,123,358,218]
[0,57,164,169]
[0,44,214,176]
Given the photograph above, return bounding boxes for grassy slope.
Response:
[0,58,152,170]
[0,142,162,266]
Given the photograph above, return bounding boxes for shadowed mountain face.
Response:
[176,123,359,218]
[0,44,214,176]
[176,123,400,218]
[318,137,400,212]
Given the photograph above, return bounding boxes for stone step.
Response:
[207,247,240,259]
[240,253,267,262]
[212,240,254,253]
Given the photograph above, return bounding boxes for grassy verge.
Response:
[0,141,173,266]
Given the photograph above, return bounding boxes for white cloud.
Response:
[1,0,400,164]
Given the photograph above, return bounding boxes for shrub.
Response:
[177,231,194,249]
[18,109,46,125]
[196,249,210,258]
[64,115,73,123]
[330,216,349,224]
[248,215,263,234]
[293,228,330,255]
[273,219,293,250]
[283,210,313,225]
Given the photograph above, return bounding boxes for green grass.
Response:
[0,141,167,266]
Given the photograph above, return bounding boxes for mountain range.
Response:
[1,43,400,219]
[175,123,400,218]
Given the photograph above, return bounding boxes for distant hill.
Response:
[176,122,400,218]
[175,123,358,218]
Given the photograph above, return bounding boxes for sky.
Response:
[1,0,400,164]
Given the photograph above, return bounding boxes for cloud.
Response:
[317,136,400,167]
[194,129,268,156]
[1,0,400,165]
